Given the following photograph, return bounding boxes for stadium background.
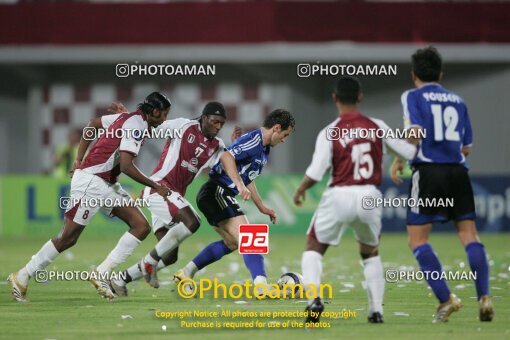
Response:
[0,1,509,238]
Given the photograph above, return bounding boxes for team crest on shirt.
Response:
[187,134,196,143]
[190,158,199,166]
[232,146,242,155]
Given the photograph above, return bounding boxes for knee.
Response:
[187,216,201,234]
[130,219,151,239]
[360,248,378,260]
[161,253,178,266]
[225,239,238,251]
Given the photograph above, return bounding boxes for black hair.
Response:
[263,109,295,131]
[202,101,226,118]
[412,46,442,82]
[333,76,361,105]
[138,92,171,115]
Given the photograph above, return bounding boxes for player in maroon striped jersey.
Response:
[293,77,417,324]
[105,101,240,296]
[8,92,172,302]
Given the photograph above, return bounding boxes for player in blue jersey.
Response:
[391,46,493,323]
[173,109,295,294]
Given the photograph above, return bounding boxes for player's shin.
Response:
[144,222,191,265]
[465,242,490,299]
[362,255,385,315]
[413,244,451,303]
[96,232,142,273]
[20,240,60,285]
[301,250,323,305]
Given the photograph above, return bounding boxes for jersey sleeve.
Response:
[462,106,473,147]
[209,139,226,166]
[305,127,332,181]
[373,118,417,161]
[401,90,424,129]
[119,115,146,157]
[227,132,262,161]
[101,113,121,129]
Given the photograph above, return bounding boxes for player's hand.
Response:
[154,183,172,198]
[231,125,242,142]
[69,160,81,176]
[238,184,251,201]
[107,102,128,114]
[260,206,277,224]
[293,189,306,207]
[390,157,404,185]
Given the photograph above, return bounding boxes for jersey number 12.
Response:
[431,104,460,142]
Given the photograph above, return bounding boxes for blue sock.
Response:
[243,254,266,280]
[192,240,232,270]
[465,242,490,299]
[413,244,451,303]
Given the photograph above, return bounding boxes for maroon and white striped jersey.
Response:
[306,112,416,187]
[149,118,225,196]
[79,110,147,184]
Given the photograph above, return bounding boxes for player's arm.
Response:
[247,181,276,224]
[70,117,103,175]
[231,126,242,142]
[119,152,170,197]
[293,127,331,207]
[294,176,318,207]
[462,106,473,157]
[220,152,251,201]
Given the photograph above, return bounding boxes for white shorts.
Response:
[307,185,382,247]
[142,187,193,233]
[65,169,136,226]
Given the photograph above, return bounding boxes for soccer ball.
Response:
[277,272,305,297]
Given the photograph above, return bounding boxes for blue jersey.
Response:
[209,128,270,195]
[401,83,473,166]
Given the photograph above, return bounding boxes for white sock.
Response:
[183,261,198,278]
[302,250,323,304]
[362,255,385,315]
[96,232,141,273]
[116,259,168,287]
[147,223,191,265]
[19,240,60,285]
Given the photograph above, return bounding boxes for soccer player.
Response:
[8,92,172,302]
[174,109,295,293]
[293,76,417,324]
[108,101,235,295]
[391,46,494,323]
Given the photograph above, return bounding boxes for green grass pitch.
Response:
[0,233,509,339]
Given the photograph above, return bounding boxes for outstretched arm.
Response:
[293,176,317,207]
[247,181,276,223]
